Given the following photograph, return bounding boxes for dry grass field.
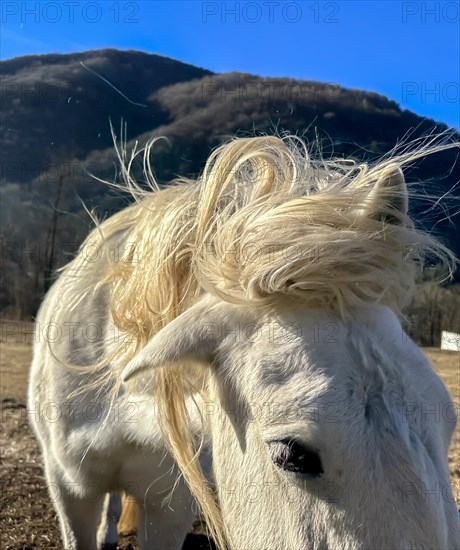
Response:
[1,327,458,549]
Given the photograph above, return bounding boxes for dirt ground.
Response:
[0,334,213,550]
[1,330,459,549]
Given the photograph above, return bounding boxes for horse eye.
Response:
[268,439,324,477]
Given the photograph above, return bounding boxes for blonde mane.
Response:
[67,134,457,547]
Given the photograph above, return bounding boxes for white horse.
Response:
[29,135,459,549]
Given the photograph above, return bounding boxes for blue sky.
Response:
[1,1,459,128]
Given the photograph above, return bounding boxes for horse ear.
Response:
[364,164,408,224]
[121,298,227,382]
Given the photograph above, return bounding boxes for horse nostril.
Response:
[268,439,324,477]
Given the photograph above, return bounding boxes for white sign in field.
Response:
[441,331,460,352]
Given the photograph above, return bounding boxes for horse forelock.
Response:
[81,135,455,341]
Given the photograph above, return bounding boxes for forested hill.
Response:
[1,49,212,181]
[1,49,459,319]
